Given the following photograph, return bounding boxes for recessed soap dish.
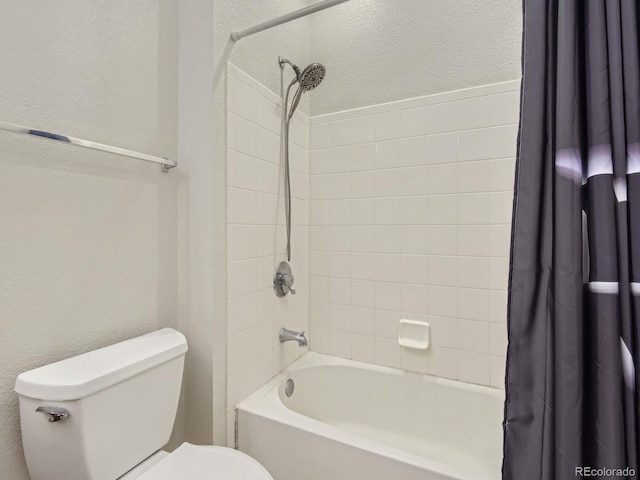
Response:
[398,319,430,350]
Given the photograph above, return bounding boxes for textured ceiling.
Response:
[309,0,522,115]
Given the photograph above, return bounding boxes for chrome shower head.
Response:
[299,63,325,92]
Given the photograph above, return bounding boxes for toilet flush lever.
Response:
[36,406,70,422]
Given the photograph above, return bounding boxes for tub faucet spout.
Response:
[279,328,308,347]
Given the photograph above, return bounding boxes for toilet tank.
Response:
[15,328,188,480]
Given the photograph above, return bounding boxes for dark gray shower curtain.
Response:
[504,1,640,479]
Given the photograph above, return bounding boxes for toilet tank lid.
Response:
[15,328,188,401]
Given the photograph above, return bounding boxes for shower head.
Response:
[298,63,325,92]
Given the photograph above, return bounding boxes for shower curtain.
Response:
[503,1,640,479]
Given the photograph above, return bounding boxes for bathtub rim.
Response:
[236,352,505,480]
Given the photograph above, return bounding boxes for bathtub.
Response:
[236,352,504,480]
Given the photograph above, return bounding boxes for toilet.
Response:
[14,328,273,480]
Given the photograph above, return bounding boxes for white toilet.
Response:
[14,328,273,480]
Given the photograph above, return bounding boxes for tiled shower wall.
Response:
[308,81,520,388]
[225,64,310,423]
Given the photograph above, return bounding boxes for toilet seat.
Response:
[135,443,273,480]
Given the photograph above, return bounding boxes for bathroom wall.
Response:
[0,2,180,479]
[308,80,520,388]
[225,65,310,444]
[309,0,522,115]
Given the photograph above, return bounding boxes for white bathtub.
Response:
[236,353,504,480]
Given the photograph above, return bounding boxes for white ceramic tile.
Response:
[427,285,457,317]
[375,253,401,282]
[330,278,351,306]
[457,96,489,130]
[428,255,457,286]
[489,225,511,257]
[328,225,351,252]
[375,309,399,339]
[428,102,457,134]
[458,351,490,385]
[490,323,508,356]
[488,158,516,191]
[349,143,376,171]
[375,140,400,169]
[227,113,257,157]
[255,192,277,225]
[400,106,428,137]
[490,355,506,389]
[457,160,489,193]
[428,316,458,349]
[351,307,376,335]
[489,91,521,126]
[227,259,257,299]
[255,159,279,195]
[352,226,375,253]
[401,347,429,374]
[457,225,489,257]
[427,226,457,255]
[457,193,489,225]
[375,282,401,311]
[458,319,490,353]
[328,199,352,225]
[375,226,400,253]
[227,225,257,261]
[489,192,513,224]
[352,198,375,226]
[352,334,376,363]
[457,257,490,289]
[401,284,428,314]
[227,150,256,191]
[401,225,428,254]
[352,253,376,280]
[458,129,490,162]
[375,110,401,141]
[375,197,401,225]
[490,257,509,290]
[490,125,518,158]
[428,346,458,379]
[227,187,256,225]
[328,251,352,279]
[310,122,331,149]
[457,288,490,321]
[341,115,375,145]
[310,327,331,354]
[352,280,376,308]
[400,254,428,285]
[427,195,457,225]
[228,292,258,337]
[426,164,457,194]
[490,290,508,324]
[256,127,280,164]
[228,76,258,123]
[351,171,376,199]
[427,132,457,164]
[400,136,428,167]
[330,330,352,358]
[400,166,429,196]
[375,169,402,197]
[401,196,428,225]
[256,93,281,134]
[375,337,401,368]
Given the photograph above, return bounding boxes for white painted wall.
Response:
[0,2,181,479]
[309,0,522,115]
